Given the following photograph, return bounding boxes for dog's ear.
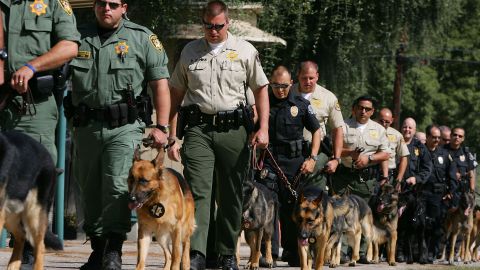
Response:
[133,144,141,162]
[313,191,323,206]
[154,149,166,171]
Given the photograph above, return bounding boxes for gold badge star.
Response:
[30,0,48,16]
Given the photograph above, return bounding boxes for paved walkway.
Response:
[1,239,480,269]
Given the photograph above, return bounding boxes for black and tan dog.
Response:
[326,193,373,267]
[0,131,62,270]
[292,187,333,270]
[442,188,475,264]
[369,184,399,265]
[240,180,278,269]
[128,148,195,270]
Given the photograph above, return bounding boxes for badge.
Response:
[335,101,341,111]
[311,99,322,108]
[387,134,396,142]
[77,51,91,59]
[460,155,465,162]
[148,203,165,218]
[149,34,164,52]
[307,105,315,115]
[369,130,378,139]
[114,41,129,56]
[290,106,299,117]
[30,0,48,16]
[226,51,238,61]
[308,237,317,245]
[58,0,73,16]
[260,168,268,179]
[414,148,419,156]
[438,156,444,164]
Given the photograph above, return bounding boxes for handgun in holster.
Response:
[53,64,69,106]
[124,84,138,124]
[135,91,153,126]
[176,106,187,140]
[240,103,255,133]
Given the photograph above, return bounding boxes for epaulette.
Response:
[123,21,151,34]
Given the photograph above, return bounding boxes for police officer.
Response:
[439,125,451,146]
[424,125,456,263]
[69,1,171,269]
[257,65,320,267]
[376,108,409,187]
[167,1,270,270]
[0,0,79,268]
[396,117,432,263]
[335,95,389,264]
[292,60,344,183]
[445,127,477,193]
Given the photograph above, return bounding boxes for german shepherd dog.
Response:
[0,131,62,270]
[292,187,333,270]
[396,186,428,264]
[368,184,399,265]
[128,148,195,270]
[441,188,475,264]
[240,180,278,269]
[469,205,480,262]
[326,193,373,268]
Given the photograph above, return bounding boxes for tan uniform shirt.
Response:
[292,84,344,141]
[386,126,410,169]
[169,33,269,114]
[342,118,389,168]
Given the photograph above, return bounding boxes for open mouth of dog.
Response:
[128,190,154,210]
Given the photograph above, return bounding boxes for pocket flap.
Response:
[70,58,94,70]
[24,19,52,32]
[110,58,135,70]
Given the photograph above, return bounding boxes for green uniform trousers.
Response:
[181,123,249,256]
[0,95,58,162]
[72,120,144,237]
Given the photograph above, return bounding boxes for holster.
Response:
[29,74,54,101]
[433,183,446,194]
[240,103,255,133]
[176,107,187,140]
[135,94,153,126]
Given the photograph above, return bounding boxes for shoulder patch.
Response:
[307,105,315,115]
[149,34,164,52]
[335,101,341,111]
[58,0,73,16]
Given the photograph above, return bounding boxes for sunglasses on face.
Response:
[202,20,226,31]
[270,83,290,89]
[430,136,441,140]
[379,119,391,124]
[96,0,122,10]
[452,133,464,138]
[356,105,373,112]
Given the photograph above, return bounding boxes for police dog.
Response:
[292,187,333,270]
[442,188,475,264]
[326,193,373,267]
[469,205,480,261]
[128,148,195,270]
[240,180,278,269]
[0,131,62,270]
[369,184,399,265]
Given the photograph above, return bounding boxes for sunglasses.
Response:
[270,83,290,89]
[430,136,441,140]
[96,0,122,10]
[202,20,226,31]
[356,105,373,112]
[452,133,464,138]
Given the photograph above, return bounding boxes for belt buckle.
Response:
[212,114,217,126]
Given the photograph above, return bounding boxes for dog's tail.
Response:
[44,230,63,251]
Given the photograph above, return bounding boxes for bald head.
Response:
[402,117,417,143]
[270,65,293,100]
[297,61,319,94]
[377,108,393,128]
[271,65,291,79]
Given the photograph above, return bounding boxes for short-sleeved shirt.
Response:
[445,145,477,177]
[342,118,389,168]
[169,32,269,114]
[70,20,169,107]
[1,0,80,78]
[292,83,344,141]
[385,126,410,169]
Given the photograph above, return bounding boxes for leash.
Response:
[141,136,175,151]
[263,147,303,200]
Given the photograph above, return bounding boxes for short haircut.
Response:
[352,95,376,108]
[425,124,440,137]
[452,127,465,134]
[271,65,291,78]
[203,1,229,20]
[439,125,451,133]
[298,60,318,74]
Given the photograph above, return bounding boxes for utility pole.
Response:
[393,36,407,130]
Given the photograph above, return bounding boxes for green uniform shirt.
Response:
[292,83,344,141]
[342,118,389,168]
[169,32,268,114]
[386,126,409,169]
[70,19,169,107]
[0,0,80,78]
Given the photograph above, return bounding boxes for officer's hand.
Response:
[301,158,316,174]
[167,142,181,162]
[406,176,416,185]
[325,160,339,174]
[251,128,269,149]
[354,155,369,169]
[394,181,402,192]
[11,65,35,94]
[456,172,461,181]
[149,128,168,148]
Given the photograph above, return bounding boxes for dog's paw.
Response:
[329,263,338,268]
[348,261,356,267]
[388,261,396,266]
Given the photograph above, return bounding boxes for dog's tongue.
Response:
[398,206,406,217]
[128,202,140,210]
[465,207,471,216]
[298,238,309,246]
[377,204,385,213]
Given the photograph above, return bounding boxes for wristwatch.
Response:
[156,124,170,135]
[331,157,341,163]
[0,48,7,60]
[309,155,318,161]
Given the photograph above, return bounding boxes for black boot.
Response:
[80,236,106,270]
[190,250,206,270]
[221,255,238,270]
[20,243,34,270]
[102,233,124,270]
